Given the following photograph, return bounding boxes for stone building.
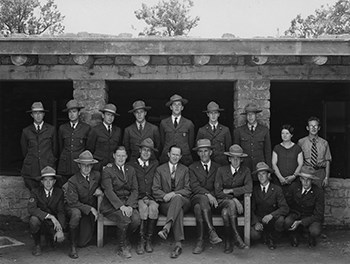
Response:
[0,36,349,226]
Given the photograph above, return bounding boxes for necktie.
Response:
[139,123,143,132]
[171,164,176,179]
[108,125,112,135]
[204,164,209,174]
[36,125,40,133]
[174,117,178,128]
[119,166,126,180]
[250,125,254,133]
[86,175,89,183]
[46,191,51,198]
[212,125,216,133]
[262,187,266,196]
[311,138,318,167]
[72,123,75,130]
[302,189,308,196]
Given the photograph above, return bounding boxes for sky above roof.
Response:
[55,0,338,38]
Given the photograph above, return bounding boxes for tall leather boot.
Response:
[136,220,146,255]
[222,210,233,253]
[145,219,157,253]
[31,231,42,256]
[192,220,204,254]
[202,209,222,244]
[230,215,247,249]
[69,228,79,259]
[118,226,131,258]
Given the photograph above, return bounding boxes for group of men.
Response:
[22,94,331,259]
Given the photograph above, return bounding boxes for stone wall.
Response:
[1,176,349,226]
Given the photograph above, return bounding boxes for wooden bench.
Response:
[97,193,251,248]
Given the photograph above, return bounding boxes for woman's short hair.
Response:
[281,124,294,134]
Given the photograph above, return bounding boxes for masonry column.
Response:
[73,80,108,126]
[233,79,271,128]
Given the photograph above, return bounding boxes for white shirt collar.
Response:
[34,122,44,129]
[168,162,177,171]
[103,122,112,130]
[70,121,78,128]
[201,160,211,170]
[172,115,181,123]
[44,189,52,196]
[138,158,149,167]
[209,122,218,128]
[230,166,239,174]
[248,123,257,130]
[261,182,270,192]
[302,187,311,194]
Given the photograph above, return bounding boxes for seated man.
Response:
[189,139,222,254]
[65,150,102,259]
[100,146,140,259]
[251,162,289,250]
[215,144,252,253]
[152,145,191,259]
[128,138,159,254]
[284,166,324,248]
[28,166,65,256]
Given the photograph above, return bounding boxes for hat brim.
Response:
[240,110,262,115]
[224,152,248,157]
[297,172,319,180]
[128,106,152,113]
[203,108,224,113]
[193,145,214,151]
[252,168,274,175]
[26,109,49,113]
[165,98,188,107]
[100,109,120,116]
[136,144,158,152]
[74,159,99,164]
[62,106,84,112]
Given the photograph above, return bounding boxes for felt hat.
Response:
[27,102,48,113]
[136,138,158,152]
[193,138,214,151]
[252,162,274,174]
[63,99,84,112]
[74,150,98,164]
[240,103,262,115]
[224,144,248,157]
[39,166,59,179]
[100,103,120,116]
[203,101,224,113]
[128,100,151,113]
[297,166,319,180]
[165,94,188,107]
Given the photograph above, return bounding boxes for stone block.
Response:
[150,56,168,65]
[94,56,114,65]
[58,55,75,64]
[73,80,106,90]
[267,56,300,65]
[38,55,58,65]
[0,55,11,65]
[252,90,270,100]
[325,56,342,65]
[114,56,133,65]
[341,56,350,65]
[252,80,270,91]
[208,56,238,65]
[168,56,191,65]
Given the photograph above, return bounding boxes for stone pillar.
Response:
[73,80,108,126]
[233,80,271,128]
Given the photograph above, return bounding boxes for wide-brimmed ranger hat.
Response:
[128,100,151,113]
[193,138,214,151]
[39,166,60,179]
[74,150,98,164]
[240,103,262,115]
[63,99,84,112]
[224,144,248,157]
[27,102,48,113]
[203,101,224,113]
[252,162,274,174]
[137,138,158,152]
[100,103,120,116]
[297,166,319,180]
[165,94,188,107]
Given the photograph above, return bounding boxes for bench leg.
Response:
[97,216,104,248]
[244,219,250,247]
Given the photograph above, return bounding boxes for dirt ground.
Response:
[1,215,349,264]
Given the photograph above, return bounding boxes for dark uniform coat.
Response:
[287,182,324,226]
[189,161,220,196]
[152,163,191,201]
[86,123,121,168]
[159,116,195,166]
[57,122,91,176]
[251,183,289,225]
[233,124,272,173]
[214,166,252,201]
[100,163,139,215]
[21,123,57,178]
[129,159,159,200]
[123,122,160,161]
[196,123,232,165]
[28,186,66,227]
[65,170,101,214]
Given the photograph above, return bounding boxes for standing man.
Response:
[250,162,289,250]
[100,146,140,259]
[215,144,252,253]
[152,145,191,259]
[21,102,57,190]
[28,166,65,256]
[189,139,222,254]
[65,150,102,259]
[196,101,232,165]
[87,103,122,171]
[57,99,90,185]
[128,138,159,254]
[284,166,324,248]
[298,116,332,188]
[123,100,160,161]
[159,94,195,166]
[233,103,272,178]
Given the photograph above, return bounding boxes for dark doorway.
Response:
[270,81,350,179]
[108,81,235,135]
[0,81,73,175]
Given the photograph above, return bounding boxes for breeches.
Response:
[284,213,322,238]
[219,198,243,217]
[104,208,140,232]
[250,215,285,240]
[138,199,159,220]
[29,216,55,235]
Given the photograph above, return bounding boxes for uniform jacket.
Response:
[57,122,91,176]
[100,163,139,215]
[159,116,195,164]
[287,181,324,226]
[196,123,232,165]
[123,122,160,161]
[233,123,272,172]
[65,170,101,215]
[251,183,289,225]
[189,161,220,196]
[152,163,191,201]
[28,186,66,227]
[129,159,159,200]
[21,123,57,178]
[86,123,121,166]
[214,166,252,200]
